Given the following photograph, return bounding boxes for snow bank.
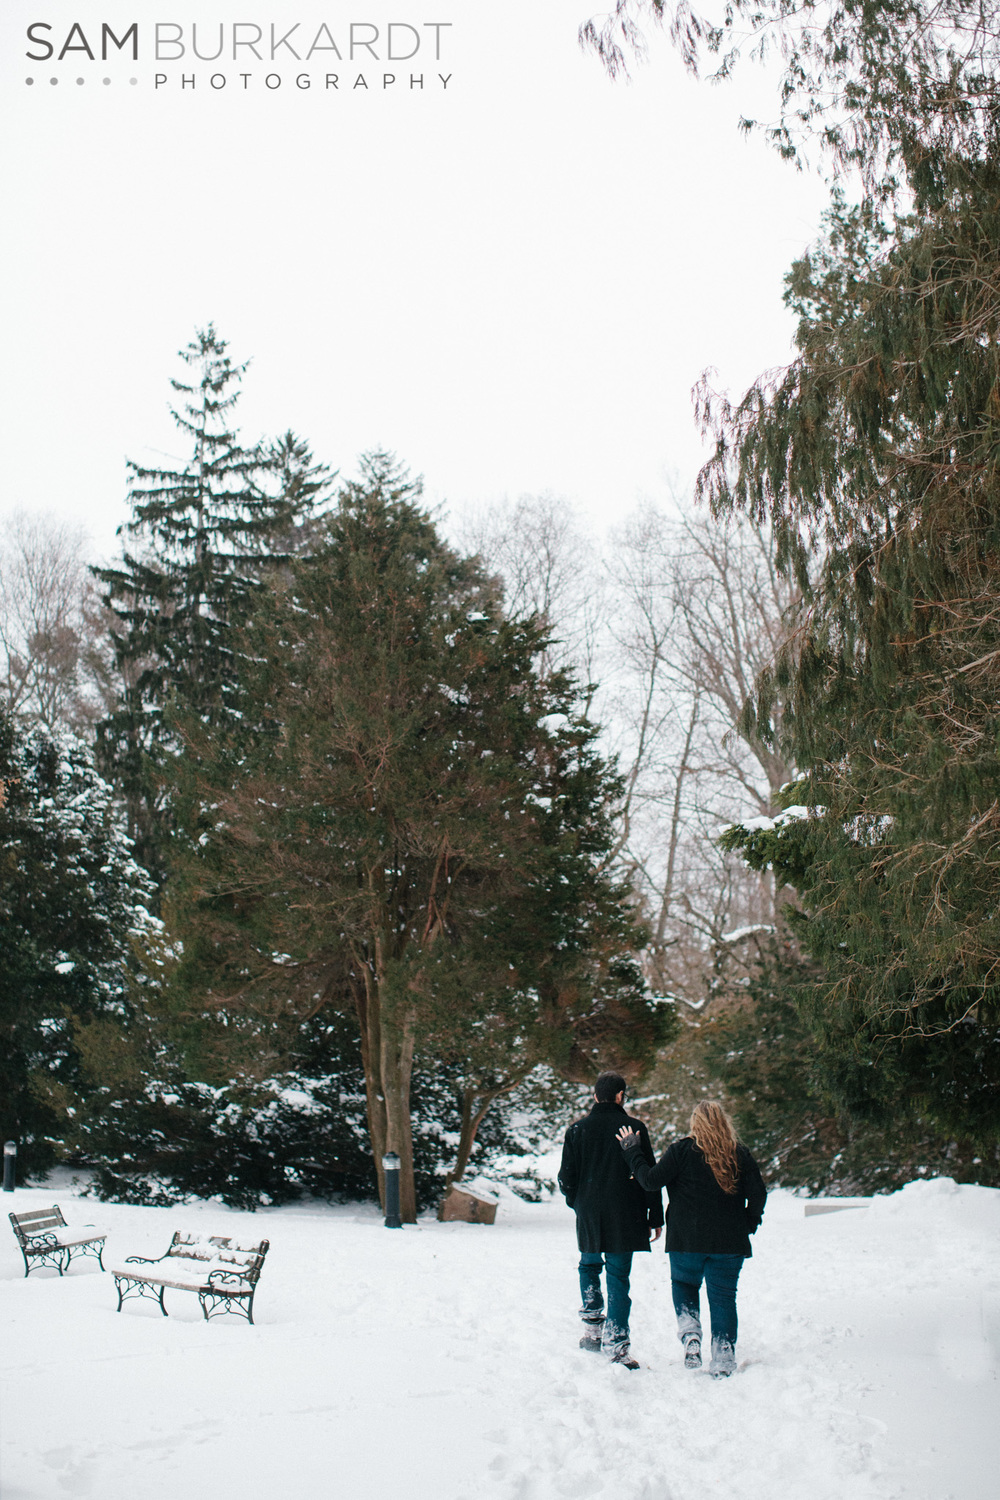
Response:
[1,1173,997,1499]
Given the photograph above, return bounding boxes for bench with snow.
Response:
[111,1232,269,1323]
[9,1205,108,1278]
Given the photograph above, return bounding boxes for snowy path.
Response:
[1,1176,997,1499]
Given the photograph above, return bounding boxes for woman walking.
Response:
[616,1101,766,1377]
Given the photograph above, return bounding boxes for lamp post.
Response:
[382,1151,402,1228]
[3,1141,16,1193]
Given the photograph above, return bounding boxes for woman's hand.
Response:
[616,1125,639,1151]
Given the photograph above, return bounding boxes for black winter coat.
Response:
[622,1135,766,1257]
[559,1102,664,1253]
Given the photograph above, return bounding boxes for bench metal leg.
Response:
[21,1246,67,1277]
[114,1275,170,1316]
[199,1289,254,1323]
[64,1240,107,1274]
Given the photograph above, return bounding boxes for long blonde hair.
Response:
[689,1101,741,1195]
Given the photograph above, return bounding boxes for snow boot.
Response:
[682,1335,702,1370]
[579,1315,605,1352]
[709,1338,736,1378]
[610,1343,640,1371]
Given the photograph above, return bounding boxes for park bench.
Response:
[9,1205,108,1277]
[111,1231,269,1323]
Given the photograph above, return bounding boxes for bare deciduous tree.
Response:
[0,511,109,733]
[456,494,799,1001]
[455,493,607,706]
[605,504,798,1000]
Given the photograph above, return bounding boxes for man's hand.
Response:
[616,1125,639,1151]
[649,1226,662,1242]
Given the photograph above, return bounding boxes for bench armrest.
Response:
[24,1232,60,1252]
[207,1267,255,1291]
[124,1253,165,1266]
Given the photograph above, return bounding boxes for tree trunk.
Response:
[447,1087,481,1188]
[380,1008,417,1222]
[446,1073,529,1189]
[651,694,699,981]
[353,931,419,1222]
[354,957,388,1208]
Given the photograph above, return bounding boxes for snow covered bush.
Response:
[78,1073,376,1210]
[76,1021,580,1212]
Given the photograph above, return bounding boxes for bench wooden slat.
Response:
[167,1252,256,1261]
[53,1229,108,1249]
[111,1267,251,1293]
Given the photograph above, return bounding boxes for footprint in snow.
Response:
[42,1447,101,1495]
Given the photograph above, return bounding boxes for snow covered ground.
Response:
[2,1171,998,1500]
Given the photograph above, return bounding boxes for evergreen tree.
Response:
[94,326,331,886]
[708,168,1000,1166]
[0,706,155,1177]
[583,0,1000,204]
[701,934,999,1189]
[164,452,668,1220]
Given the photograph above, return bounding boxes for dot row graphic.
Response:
[26,77,139,85]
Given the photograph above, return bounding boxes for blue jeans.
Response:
[578,1251,633,1349]
[669,1251,743,1374]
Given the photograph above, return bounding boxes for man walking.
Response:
[558,1070,663,1369]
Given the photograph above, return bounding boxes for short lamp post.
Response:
[382,1151,402,1228]
[3,1141,16,1193]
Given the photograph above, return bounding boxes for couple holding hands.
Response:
[558,1072,767,1376]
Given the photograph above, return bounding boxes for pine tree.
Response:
[0,706,155,1177]
[708,167,1000,1164]
[583,0,1000,205]
[698,933,1000,1189]
[94,326,331,885]
[164,452,667,1220]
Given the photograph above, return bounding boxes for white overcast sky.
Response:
[0,1,830,556]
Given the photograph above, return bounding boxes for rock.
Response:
[437,1183,499,1224]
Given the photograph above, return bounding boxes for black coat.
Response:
[622,1135,766,1257]
[559,1102,664,1253]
